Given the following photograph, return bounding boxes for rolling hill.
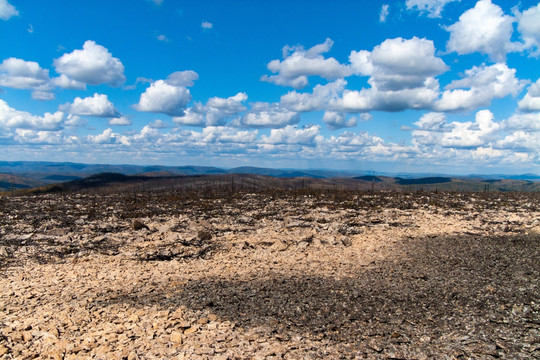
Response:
[1,161,540,193]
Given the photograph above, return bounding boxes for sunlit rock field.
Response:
[1,189,539,359]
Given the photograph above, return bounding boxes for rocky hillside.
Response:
[1,189,539,359]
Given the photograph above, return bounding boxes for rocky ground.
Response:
[0,189,539,359]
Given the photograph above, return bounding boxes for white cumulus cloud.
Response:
[412,112,448,146]
[0,58,49,89]
[414,112,447,130]
[336,78,440,112]
[261,125,320,145]
[63,93,121,118]
[413,110,502,149]
[446,0,517,62]
[351,37,448,90]
[86,128,118,144]
[0,0,18,20]
[149,119,170,129]
[322,111,358,130]
[323,131,384,148]
[166,70,199,87]
[435,63,526,112]
[51,74,86,90]
[109,116,132,126]
[517,3,540,57]
[205,93,248,125]
[261,38,353,89]
[0,57,56,99]
[135,74,194,116]
[497,131,540,151]
[236,103,300,128]
[517,78,540,112]
[339,37,446,112]
[54,40,126,86]
[174,92,247,126]
[190,126,257,144]
[173,106,205,126]
[0,99,64,131]
[131,125,161,143]
[441,110,500,148]
[64,114,87,128]
[0,57,87,98]
[14,129,64,144]
[280,79,346,112]
[31,91,55,101]
[503,113,540,132]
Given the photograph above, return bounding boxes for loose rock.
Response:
[0,190,538,358]
[132,219,149,231]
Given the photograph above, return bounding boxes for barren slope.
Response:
[1,191,539,359]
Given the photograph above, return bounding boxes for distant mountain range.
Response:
[0,161,374,186]
[1,160,539,193]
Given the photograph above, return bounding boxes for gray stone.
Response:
[0,246,9,257]
[132,219,149,231]
[197,229,212,241]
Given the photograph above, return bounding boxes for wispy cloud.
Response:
[379,4,389,22]
[406,0,458,18]
[156,34,169,42]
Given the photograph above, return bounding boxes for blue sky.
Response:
[1,0,540,174]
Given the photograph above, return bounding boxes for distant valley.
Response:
[1,161,539,193]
